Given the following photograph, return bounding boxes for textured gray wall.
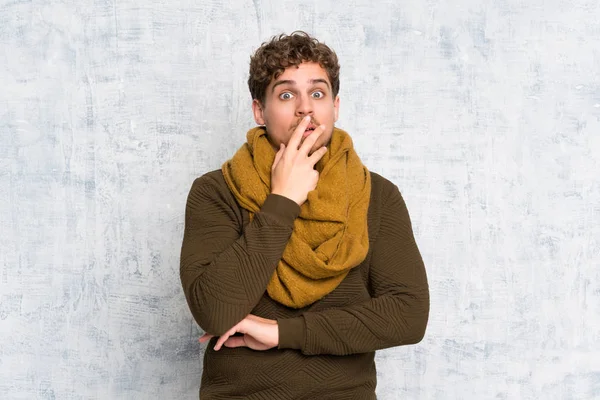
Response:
[1,0,599,399]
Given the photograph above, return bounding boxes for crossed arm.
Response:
[180,173,429,356]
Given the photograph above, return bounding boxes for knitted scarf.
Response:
[222,126,371,308]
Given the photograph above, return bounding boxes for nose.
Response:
[295,95,313,117]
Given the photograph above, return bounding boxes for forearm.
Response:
[181,212,289,335]
[277,286,429,356]
[180,176,299,335]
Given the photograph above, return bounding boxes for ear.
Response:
[252,99,265,125]
[333,95,340,122]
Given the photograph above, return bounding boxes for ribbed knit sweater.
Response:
[180,169,430,399]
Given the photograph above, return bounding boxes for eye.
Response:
[312,91,324,99]
[279,92,294,100]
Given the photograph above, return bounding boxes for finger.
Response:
[198,334,214,343]
[223,336,247,348]
[298,124,325,157]
[272,143,285,170]
[287,115,312,151]
[214,326,237,351]
[213,334,230,351]
[307,145,328,165]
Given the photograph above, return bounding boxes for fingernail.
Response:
[304,115,310,121]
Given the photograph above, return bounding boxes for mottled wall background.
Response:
[1,0,599,399]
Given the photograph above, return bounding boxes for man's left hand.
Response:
[199,314,279,351]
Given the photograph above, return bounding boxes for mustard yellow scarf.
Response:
[222,126,371,308]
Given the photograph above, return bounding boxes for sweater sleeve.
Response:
[180,173,300,336]
[277,183,429,356]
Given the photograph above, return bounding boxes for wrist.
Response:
[272,322,279,347]
[261,194,301,225]
[276,316,305,350]
[271,189,294,202]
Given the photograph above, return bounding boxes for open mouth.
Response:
[304,124,316,133]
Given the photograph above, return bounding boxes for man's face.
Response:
[252,62,340,155]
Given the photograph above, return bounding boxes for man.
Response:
[180,31,429,399]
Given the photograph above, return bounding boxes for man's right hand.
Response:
[270,115,328,206]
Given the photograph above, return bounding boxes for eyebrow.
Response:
[271,78,331,93]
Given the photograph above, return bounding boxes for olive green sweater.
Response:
[180,169,429,399]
